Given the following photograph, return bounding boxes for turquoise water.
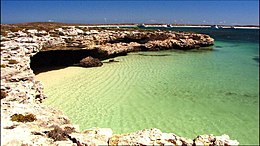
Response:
[37,29,259,145]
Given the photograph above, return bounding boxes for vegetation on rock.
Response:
[47,125,75,141]
[10,113,37,122]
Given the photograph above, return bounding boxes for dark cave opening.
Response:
[30,48,110,75]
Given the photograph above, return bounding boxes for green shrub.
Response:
[64,126,76,134]
[10,113,37,122]
[47,125,75,141]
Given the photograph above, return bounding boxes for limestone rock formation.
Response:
[108,128,239,145]
[69,128,113,145]
[79,56,103,67]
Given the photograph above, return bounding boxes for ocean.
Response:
[36,27,259,145]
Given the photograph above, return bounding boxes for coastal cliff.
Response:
[1,25,239,145]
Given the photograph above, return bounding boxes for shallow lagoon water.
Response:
[36,30,259,144]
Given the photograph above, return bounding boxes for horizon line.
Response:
[1,21,259,27]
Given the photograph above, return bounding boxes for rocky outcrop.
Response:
[0,26,239,145]
[108,128,239,146]
[34,27,214,53]
[4,27,215,71]
[1,40,45,104]
[79,56,103,67]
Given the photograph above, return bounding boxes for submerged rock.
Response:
[109,59,116,62]
[253,56,259,63]
[105,59,119,63]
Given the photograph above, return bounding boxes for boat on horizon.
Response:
[137,23,146,28]
[167,24,174,28]
[211,25,220,29]
[230,26,236,29]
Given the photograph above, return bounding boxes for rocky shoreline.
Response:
[1,26,239,145]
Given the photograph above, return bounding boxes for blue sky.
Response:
[1,1,259,25]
